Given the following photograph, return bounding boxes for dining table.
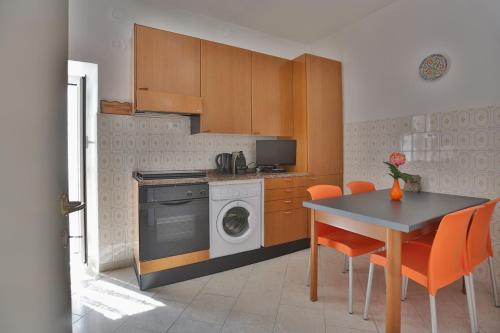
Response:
[303,189,488,333]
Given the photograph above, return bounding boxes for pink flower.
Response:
[389,152,406,167]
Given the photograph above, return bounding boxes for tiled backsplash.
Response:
[97,113,273,270]
[344,105,500,285]
[97,107,499,286]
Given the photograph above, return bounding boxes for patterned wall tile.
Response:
[96,113,274,270]
[344,105,500,285]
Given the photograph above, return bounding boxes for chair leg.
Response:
[464,275,478,333]
[488,256,500,307]
[469,272,479,332]
[363,262,374,320]
[306,253,311,287]
[401,276,408,301]
[348,256,353,314]
[429,294,438,333]
[343,255,349,273]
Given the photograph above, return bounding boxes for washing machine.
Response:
[209,179,263,258]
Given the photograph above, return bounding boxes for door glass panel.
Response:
[222,207,249,237]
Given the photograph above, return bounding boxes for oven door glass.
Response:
[139,198,209,261]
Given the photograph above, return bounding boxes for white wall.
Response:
[310,0,500,123]
[69,0,307,102]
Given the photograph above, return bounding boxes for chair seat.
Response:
[370,242,432,288]
[318,224,384,257]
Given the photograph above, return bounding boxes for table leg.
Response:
[310,209,318,301]
[385,229,402,333]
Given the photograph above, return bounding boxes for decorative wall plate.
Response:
[419,54,448,81]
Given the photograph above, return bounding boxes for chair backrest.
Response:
[466,198,499,271]
[427,207,477,295]
[346,181,375,195]
[307,185,343,200]
[307,185,343,236]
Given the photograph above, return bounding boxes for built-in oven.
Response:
[138,183,209,261]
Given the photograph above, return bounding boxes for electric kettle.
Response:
[232,151,247,175]
[215,153,232,174]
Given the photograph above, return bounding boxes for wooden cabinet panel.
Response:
[264,177,295,190]
[306,55,343,176]
[200,40,252,134]
[290,55,308,173]
[135,90,202,114]
[265,197,307,213]
[294,176,312,188]
[264,176,310,190]
[264,208,308,246]
[134,25,201,113]
[309,174,343,187]
[251,52,293,136]
[265,187,307,201]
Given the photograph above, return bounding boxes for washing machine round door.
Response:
[216,201,254,244]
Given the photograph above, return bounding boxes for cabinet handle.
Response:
[283,200,292,203]
[285,190,293,193]
[253,131,261,135]
[138,87,149,91]
[284,178,292,182]
[202,129,211,133]
[282,211,292,214]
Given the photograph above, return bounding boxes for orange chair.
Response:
[411,198,499,313]
[346,181,376,195]
[343,181,377,271]
[362,207,478,333]
[307,185,384,314]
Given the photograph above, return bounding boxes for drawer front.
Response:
[264,208,308,246]
[264,177,295,190]
[293,176,311,188]
[265,187,307,201]
[264,176,311,190]
[265,197,306,213]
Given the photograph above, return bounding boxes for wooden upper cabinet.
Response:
[290,54,343,182]
[134,25,202,114]
[200,40,252,134]
[306,55,343,176]
[251,52,293,136]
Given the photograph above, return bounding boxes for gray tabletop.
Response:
[303,189,488,232]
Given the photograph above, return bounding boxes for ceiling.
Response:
[158,0,397,43]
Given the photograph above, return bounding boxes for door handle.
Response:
[157,199,193,206]
[60,193,86,216]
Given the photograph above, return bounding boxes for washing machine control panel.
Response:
[210,182,262,201]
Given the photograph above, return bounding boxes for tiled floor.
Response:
[71,248,500,333]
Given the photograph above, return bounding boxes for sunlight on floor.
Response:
[76,280,164,320]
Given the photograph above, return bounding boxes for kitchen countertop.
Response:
[133,170,310,186]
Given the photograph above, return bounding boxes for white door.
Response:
[0,1,72,333]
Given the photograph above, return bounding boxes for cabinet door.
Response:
[306,55,343,176]
[309,174,343,187]
[201,40,252,134]
[134,25,201,113]
[264,208,307,246]
[251,52,293,136]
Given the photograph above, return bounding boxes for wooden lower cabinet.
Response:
[309,173,343,187]
[264,208,308,247]
[264,175,311,246]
